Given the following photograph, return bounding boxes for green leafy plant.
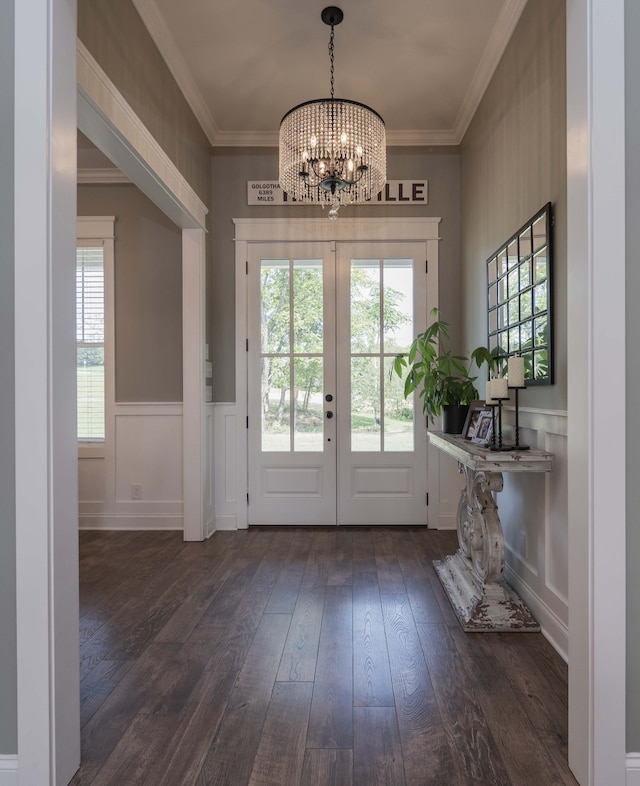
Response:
[392,308,495,422]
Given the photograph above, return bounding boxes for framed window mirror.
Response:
[486,202,553,385]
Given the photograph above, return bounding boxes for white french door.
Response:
[247,240,427,526]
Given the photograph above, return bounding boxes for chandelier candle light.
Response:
[278,7,386,220]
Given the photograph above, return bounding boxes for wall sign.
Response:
[247,180,428,206]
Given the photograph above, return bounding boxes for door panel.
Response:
[247,243,336,525]
[247,240,427,526]
[336,243,427,525]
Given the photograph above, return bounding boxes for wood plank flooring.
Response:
[70,527,578,786]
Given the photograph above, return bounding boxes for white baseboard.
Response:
[0,756,18,786]
[504,564,569,661]
[213,515,237,531]
[431,514,457,530]
[79,514,183,530]
[628,753,640,785]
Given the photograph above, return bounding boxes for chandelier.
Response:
[279,6,386,220]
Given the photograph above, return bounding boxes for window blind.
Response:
[76,246,105,440]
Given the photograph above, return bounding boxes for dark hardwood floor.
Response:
[70,527,578,786]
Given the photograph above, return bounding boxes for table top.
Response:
[427,431,553,473]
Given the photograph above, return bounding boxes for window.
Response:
[76,217,114,447]
[76,245,105,439]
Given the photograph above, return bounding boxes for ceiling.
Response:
[130,0,528,148]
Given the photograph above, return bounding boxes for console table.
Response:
[428,431,553,632]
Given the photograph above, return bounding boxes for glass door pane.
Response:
[349,257,414,452]
[260,257,325,453]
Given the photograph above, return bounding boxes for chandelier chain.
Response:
[329,24,335,100]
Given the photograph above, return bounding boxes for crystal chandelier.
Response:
[279,6,386,220]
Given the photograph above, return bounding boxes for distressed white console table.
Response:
[428,431,553,632]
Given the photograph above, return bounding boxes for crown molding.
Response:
[210,128,460,148]
[452,0,528,144]
[131,0,220,146]
[386,129,460,147]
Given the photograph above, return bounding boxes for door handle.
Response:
[326,411,333,419]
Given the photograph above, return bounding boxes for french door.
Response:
[246,240,427,526]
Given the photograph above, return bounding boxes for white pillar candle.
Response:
[485,379,497,404]
[493,377,509,399]
[508,356,525,388]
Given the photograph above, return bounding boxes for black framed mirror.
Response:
[486,202,553,385]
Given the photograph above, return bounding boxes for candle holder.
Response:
[489,395,512,451]
[507,384,530,450]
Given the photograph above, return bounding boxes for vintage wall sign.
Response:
[247,180,428,206]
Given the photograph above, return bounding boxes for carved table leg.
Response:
[433,463,539,632]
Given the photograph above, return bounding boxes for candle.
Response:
[508,356,525,388]
[492,377,509,399]
[485,379,497,404]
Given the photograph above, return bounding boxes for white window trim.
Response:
[76,216,115,459]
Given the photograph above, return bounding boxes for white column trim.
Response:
[182,228,207,541]
[566,0,627,783]
[15,0,80,781]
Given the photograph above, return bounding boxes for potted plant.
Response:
[392,308,495,434]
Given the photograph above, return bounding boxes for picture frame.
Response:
[471,410,494,446]
[462,401,486,440]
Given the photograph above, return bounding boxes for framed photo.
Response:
[471,410,494,446]
[462,401,486,440]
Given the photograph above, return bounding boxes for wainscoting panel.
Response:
[627,753,640,785]
[78,456,106,503]
[428,437,463,529]
[78,403,183,530]
[544,431,569,603]
[213,404,240,530]
[500,407,569,658]
[0,756,18,786]
[204,404,216,537]
[114,413,183,502]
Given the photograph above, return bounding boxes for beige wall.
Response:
[78,0,211,207]
[460,0,567,410]
[78,184,183,402]
[210,146,462,402]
